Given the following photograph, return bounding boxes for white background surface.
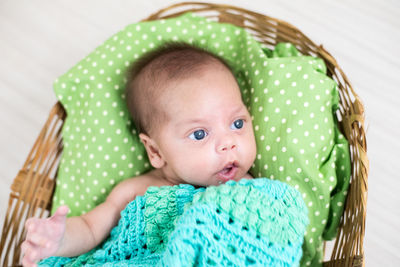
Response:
[1,0,399,266]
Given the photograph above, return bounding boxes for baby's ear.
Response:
[139,133,165,169]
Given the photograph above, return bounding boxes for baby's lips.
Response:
[219,160,238,172]
[217,165,239,182]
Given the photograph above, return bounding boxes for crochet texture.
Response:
[39,178,308,266]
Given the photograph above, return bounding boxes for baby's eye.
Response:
[230,119,244,130]
[189,129,208,140]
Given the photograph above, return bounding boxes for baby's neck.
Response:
[148,168,206,188]
[148,168,179,186]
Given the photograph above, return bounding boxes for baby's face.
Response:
[154,64,257,186]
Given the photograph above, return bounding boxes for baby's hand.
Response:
[21,206,69,267]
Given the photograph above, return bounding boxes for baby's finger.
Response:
[22,244,39,266]
[26,232,49,248]
[22,256,34,267]
[50,205,69,223]
[22,256,38,267]
[21,240,30,256]
[25,218,37,232]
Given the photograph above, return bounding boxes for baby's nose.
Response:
[217,139,237,153]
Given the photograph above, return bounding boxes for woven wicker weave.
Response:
[0,2,369,266]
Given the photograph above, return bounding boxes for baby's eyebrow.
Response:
[226,105,247,118]
[177,118,205,127]
[176,105,247,127]
[232,105,246,115]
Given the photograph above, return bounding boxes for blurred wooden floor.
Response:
[1,0,399,266]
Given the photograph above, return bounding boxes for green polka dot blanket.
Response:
[40,178,309,266]
[52,12,351,266]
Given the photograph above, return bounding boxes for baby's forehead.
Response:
[159,63,234,96]
[146,60,229,100]
[160,71,244,119]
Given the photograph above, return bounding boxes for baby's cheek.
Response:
[174,144,219,178]
[250,136,257,159]
[191,155,209,169]
[248,127,257,150]
[243,132,257,165]
[177,151,206,169]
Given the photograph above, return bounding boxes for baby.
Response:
[21,42,257,266]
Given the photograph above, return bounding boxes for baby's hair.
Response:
[125,41,233,135]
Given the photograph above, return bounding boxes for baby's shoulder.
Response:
[117,170,173,197]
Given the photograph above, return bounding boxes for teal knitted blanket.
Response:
[39,178,308,266]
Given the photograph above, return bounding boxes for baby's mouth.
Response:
[217,161,239,182]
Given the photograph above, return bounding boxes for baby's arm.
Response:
[21,177,142,267]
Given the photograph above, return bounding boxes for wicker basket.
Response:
[0,2,369,266]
